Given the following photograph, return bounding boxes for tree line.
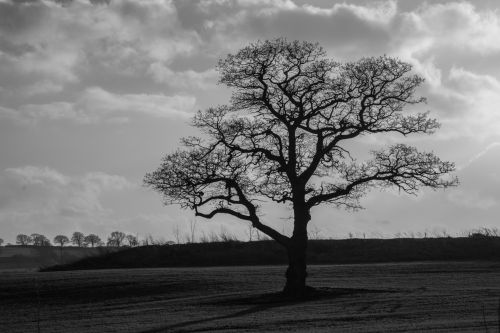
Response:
[10,231,139,248]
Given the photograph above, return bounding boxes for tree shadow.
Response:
[139,287,386,333]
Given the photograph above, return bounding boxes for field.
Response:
[0,246,120,271]
[1,262,499,332]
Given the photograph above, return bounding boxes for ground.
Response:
[1,262,499,332]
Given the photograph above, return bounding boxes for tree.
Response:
[71,232,85,247]
[187,219,197,243]
[125,234,138,247]
[53,235,69,264]
[107,231,125,247]
[31,233,51,246]
[172,224,181,244]
[84,234,101,247]
[145,38,457,297]
[16,234,32,246]
[0,238,3,246]
[53,235,69,247]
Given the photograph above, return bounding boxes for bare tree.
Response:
[245,224,254,242]
[141,234,154,246]
[107,231,126,247]
[53,235,69,247]
[31,233,51,246]
[71,232,85,247]
[188,219,197,243]
[53,235,69,263]
[125,234,139,247]
[16,234,32,246]
[208,231,220,243]
[84,234,101,247]
[172,224,181,244]
[308,224,321,240]
[199,231,209,243]
[218,226,238,242]
[145,38,457,297]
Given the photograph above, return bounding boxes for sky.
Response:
[0,0,500,244]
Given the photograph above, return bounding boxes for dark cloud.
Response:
[245,6,392,56]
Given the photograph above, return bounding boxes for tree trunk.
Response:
[283,206,309,297]
[283,237,308,297]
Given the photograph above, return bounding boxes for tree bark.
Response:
[283,205,310,297]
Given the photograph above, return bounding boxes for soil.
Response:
[1,261,499,332]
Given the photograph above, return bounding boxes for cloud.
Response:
[0,165,194,244]
[447,143,500,209]
[413,2,500,54]
[2,165,134,215]
[0,166,136,240]
[0,87,197,123]
[430,67,500,139]
[148,63,217,89]
[5,166,70,187]
[1,0,500,241]
[1,0,498,133]
[0,0,198,100]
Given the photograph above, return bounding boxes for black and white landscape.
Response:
[0,0,499,332]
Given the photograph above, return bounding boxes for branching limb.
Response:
[144,146,290,246]
[306,144,458,208]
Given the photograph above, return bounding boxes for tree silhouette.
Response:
[71,232,85,247]
[107,231,126,247]
[31,233,51,246]
[84,234,101,247]
[125,234,139,247]
[53,235,69,264]
[53,235,69,247]
[145,38,457,297]
[0,238,3,246]
[16,234,32,246]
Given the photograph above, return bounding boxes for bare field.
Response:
[1,262,499,332]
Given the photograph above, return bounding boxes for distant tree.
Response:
[53,235,69,264]
[31,233,51,246]
[71,232,85,247]
[84,234,101,247]
[188,219,197,243]
[125,234,139,247]
[145,38,458,297]
[16,234,32,246]
[53,235,69,247]
[107,231,126,247]
[0,238,3,246]
[141,234,154,246]
[172,224,181,244]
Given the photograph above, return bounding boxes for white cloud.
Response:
[76,87,197,120]
[417,2,500,54]
[0,87,196,123]
[5,166,70,187]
